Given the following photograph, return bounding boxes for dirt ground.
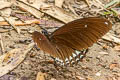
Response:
[0,22,120,80]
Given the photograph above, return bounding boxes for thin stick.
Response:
[104,0,119,8]
[3,17,20,34]
[0,20,40,26]
[0,35,5,54]
[85,0,90,7]
[102,33,120,44]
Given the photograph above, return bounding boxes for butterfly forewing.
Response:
[32,31,59,58]
[50,17,112,49]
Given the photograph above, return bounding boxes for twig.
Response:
[0,35,5,54]
[104,0,120,9]
[0,19,40,26]
[0,29,12,33]
[3,17,20,34]
[102,33,120,44]
[84,0,90,7]
[0,19,63,27]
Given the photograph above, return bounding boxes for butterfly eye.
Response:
[104,22,108,25]
[84,25,88,28]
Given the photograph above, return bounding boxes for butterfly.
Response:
[32,17,112,65]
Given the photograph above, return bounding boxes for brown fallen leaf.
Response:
[76,76,85,80]
[17,0,77,23]
[36,72,47,80]
[3,17,20,34]
[0,35,5,54]
[102,33,120,44]
[86,77,93,80]
[0,43,34,77]
[55,0,64,8]
[0,8,12,17]
[109,63,118,69]
[84,0,90,7]
[102,44,109,50]
[0,17,4,21]
[11,12,63,27]
[0,19,40,26]
[15,0,43,18]
[95,71,101,76]
[114,45,120,51]
[51,78,56,80]
[99,51,109,55]
[0,2,12,9]
[27,0,35,4]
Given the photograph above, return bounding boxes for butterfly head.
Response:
[41,28,49,38]
[32,31,47,42]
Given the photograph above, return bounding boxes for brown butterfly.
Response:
[32,17,112,65]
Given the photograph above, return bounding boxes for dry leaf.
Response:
[86,77,93,80]
[0,17,4,21]
[95,72,101,76]
[102,44,109,50]
[15,0,43,18]
[0,35,5,54]
[99,52,109,55]
[4,17,20,34]
[102,33,120,44]
[117,77,120,80]
[19,0,51,9]
[0,8,12,17]
[0,19,40,26]
[84,0,90,6]
[36,72,47,80]
[0,1,12,9]
[76,76,84,80]
[0,43,34,77]
[41,6,77,23]
[27,0,35,4]
[55,0,64,8]
[51,78,56,80]
[109,63,118,69]
[17,0,77,23]
[114,45,120,51]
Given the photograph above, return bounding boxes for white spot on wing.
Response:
[39,38,41,40]
[85,25,88,28]
[104,22,108,25]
